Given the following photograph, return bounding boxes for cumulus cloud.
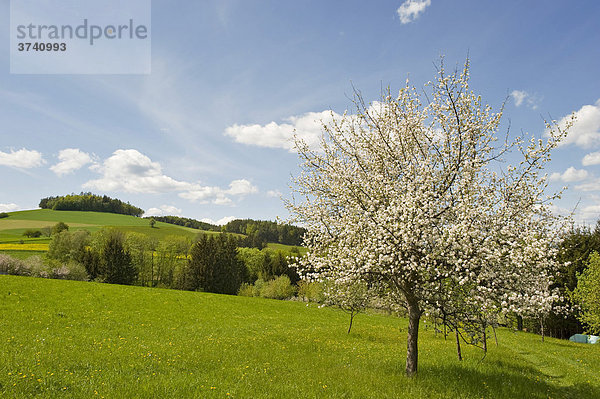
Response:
[267,189,283,198]
[0,148,44,168]
[225,110,340,152]
[0,203,20,212]
[180,179,258,205]
[576,179,600,192]
[50,148,93,176]
[144,205,183,217]
[511,90,528,107]
[510,90,540,109]
[554,99,600,148]
[227,179,259,196]
[83,149,190,193]
[83,149,258,205]
[580,204,600,220]
[583,151,600,166]
[397,0,431,24]
[549,167,589,183]
[200,216,237,226]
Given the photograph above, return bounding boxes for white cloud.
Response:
[578,204,600,224]
[575,179,600,192]
[225,110,340,152]
[511,90,528,107]
[583,151,600,166]
[50,148,93,176]
[200,216,236,226]
[179,179,258,205]
[143,205,183,217]
[510,90,540,109]
[397,0,431,24]
[0,203,20,212]
[554,99,600,148]
[83,149,258,205]
[0,148,44,168]
[226,179,259,196]
[267,189,283,198]
[549,167,589,183]
[83,149,189,193]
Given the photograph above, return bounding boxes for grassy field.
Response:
[265,242,308,255]
[0,210,212,251]
[0,275,598,398]
[0,210,303,257]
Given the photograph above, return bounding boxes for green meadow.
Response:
[1,275,598,398]
[0,210,223,260]
[0,210,296,260]
[0,210,202,241]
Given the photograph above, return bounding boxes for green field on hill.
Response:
[0,275,598,398]
[0,210,220,258]
[0,210,299,259]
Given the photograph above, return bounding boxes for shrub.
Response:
[238,283,255,297]
[23,229,43,238]
[0,254,27,275]
[41,226,52,237]
[297,280,324,302]
[253,279,265,297]
[23,256,50,278]
[260,275,297,300]
[52,222,69,235]
[0,212,9,218]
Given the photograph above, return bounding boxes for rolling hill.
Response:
[0,209,302,259]
[0,209,213,258]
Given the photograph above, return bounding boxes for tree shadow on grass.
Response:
[413,360,599,399]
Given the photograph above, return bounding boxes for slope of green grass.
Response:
[0,210,210,247]
[4,209,150,225]
[0,275,598,398]
[265,243,308,255]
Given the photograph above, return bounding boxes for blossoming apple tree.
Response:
[287,60,571,376]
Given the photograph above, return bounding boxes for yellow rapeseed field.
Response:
[0,243,49,251]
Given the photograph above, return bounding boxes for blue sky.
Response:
[1,0,600,225]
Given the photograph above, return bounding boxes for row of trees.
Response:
[222,219,306,247]
[45,228,298,295]
[39,193,144,217]
[148,215,307,248]
[144,215,220,232]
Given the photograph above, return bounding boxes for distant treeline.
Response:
[146,215,306,247]
[222,219,306,247]
[145,215,220,232]
[39,193,144,217]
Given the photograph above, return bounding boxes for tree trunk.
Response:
[347,312,356,334]
[405,299,421,377]
[493,325,498,347]
[455,329,462,361]
[481,321,487,352]
[540,317,545,343]
[516,315,523,331]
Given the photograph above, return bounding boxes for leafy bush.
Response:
[0,212,9,218]
[23,256,50,278]
[253,279,265,297]
[0,254,28,275]
[237,283,255,297]
[297,280,324,302]
[23,229,43,238]
[52,222,69,235]
[260,275,296,300]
